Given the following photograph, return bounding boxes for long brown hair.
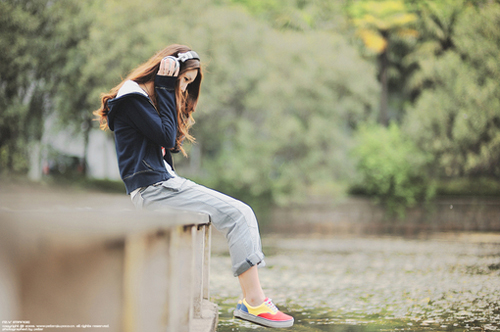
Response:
[93,44,203,156]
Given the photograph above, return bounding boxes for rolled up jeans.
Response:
[131,176,265,277]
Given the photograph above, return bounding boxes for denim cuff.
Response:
[233,252,265,277]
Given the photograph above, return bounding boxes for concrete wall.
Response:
[270,196,500,235]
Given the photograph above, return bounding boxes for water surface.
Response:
[210,233,500,331]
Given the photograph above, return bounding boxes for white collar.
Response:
[116,80,148,98]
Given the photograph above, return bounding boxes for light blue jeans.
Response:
[131,176,265,277]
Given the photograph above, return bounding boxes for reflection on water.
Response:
[218,303,415,332]
[216,302,487,332]
[210,233,500,332]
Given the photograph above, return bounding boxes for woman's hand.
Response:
[158,57,180,77]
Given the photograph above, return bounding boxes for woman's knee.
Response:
[234,201,259,228]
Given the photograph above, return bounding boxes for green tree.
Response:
[0,0,46,171]
[404,1,500,177]
[0,0,93,173]
[347,0,418,126]
[404,0,469,101]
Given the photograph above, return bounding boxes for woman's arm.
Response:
[153,75,178,149]
[117,88,177,149]
[154,57,180,149]
[116,58,180,148]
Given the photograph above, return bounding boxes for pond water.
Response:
[209,233,500,331]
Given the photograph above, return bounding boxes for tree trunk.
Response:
[82,116,92,177]
[378,48,389,126]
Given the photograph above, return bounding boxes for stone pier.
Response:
[0,192,218,332]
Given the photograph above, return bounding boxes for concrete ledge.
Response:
[0,207,208,250]
[190,300,218,332]
[0,206,217,332]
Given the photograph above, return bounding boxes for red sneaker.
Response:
[234,298,294,328]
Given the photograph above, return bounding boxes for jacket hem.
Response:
[123,171,173,195]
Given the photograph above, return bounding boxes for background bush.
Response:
[350,123,435,217]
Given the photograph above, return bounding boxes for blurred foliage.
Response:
[348,0,418,54]
[350,123,435,217]
[436,177,500,196]
[404,0,500,178]
[0,0,47,172]
[347,0,418,126]
[0,0,92,172]
[1,0,500,219]
[193,21,379,206]
[226,0,347,31]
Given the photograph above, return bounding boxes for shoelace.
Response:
[264,298,278,313]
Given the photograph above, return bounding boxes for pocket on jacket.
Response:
[160,177,186,192]
[142,159,154,171]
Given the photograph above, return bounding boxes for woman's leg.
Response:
[238,265,266,306]
[134,177,294,327]
[137,177,266,277]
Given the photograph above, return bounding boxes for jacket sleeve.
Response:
[154,75,178,149]
[119,75,178,149]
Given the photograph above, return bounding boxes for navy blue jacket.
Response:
[107,75,178,194]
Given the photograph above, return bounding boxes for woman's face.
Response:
[179,69,198,92]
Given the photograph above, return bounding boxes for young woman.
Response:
[94,44,293,328]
